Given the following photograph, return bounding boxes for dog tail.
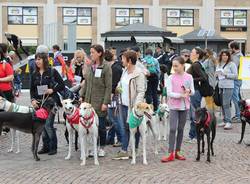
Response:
[146,121,156,137]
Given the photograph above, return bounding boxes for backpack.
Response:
[197,62,213,97]
[144,56,157,74]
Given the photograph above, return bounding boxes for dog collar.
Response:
[66,108,80,125]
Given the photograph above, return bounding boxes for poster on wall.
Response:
[180,10,193,17]
[78,8,91,17]
[116,17,129,26]
[238,57,250,80]
[130,9,143,17]
[78,17,91,25]
[23,16,37,24]
[63,8,77,16]
[116,9,129,17]
[234,19,247,27]
[234,10,247,18]
[23,7,37,15]
[180,18,193,25]
[8,7,22,15]
[63,16,77,24]
[221,18,234,26]
[167,9,180,17]
[221,10,234,18]
[167,17,179,25]
[130,17,143,24]
[8,16,22,24]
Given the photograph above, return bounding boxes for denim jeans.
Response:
[145,75,159,111]
[42,112,57,151]
[189,90,202,139]
[107,107,122,143]
[221,88,234,123]
[98,116,107,147]
[232,80,242,118]
[118,105,140,151]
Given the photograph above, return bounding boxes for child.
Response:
[161,56,194,163]
[13,68,22,97]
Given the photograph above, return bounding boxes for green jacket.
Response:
[80,62,112,117]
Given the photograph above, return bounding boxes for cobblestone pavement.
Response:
[0,92,250,184]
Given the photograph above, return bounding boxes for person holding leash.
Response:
[161,56,194,162]
[30,46,65,155]
[80,44,112,157]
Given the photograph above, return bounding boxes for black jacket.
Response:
[111,61,123,94]
[186,61,207,90]
[30,67,65,106]
[158,53,178,75]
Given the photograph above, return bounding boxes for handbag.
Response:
[213,84,222,106]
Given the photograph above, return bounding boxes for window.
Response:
[220,10,247,31]
[63,7,92,25]
[167,9,194,26]
[8,6,38,25]
[115,8,144,26]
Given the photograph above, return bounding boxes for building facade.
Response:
[1,0,250,53]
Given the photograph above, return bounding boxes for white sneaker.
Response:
[218,122,226,127]
[185,138,196,144]
[224,123,232,130]
[98,149,106,157]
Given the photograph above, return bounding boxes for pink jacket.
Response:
[167,72,194,110]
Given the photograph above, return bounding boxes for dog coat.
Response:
[66,108,80,125]
[156,108,165,121]
[204,112,211,127]
[128,111,143,129]
[35,108,49,120]
[242,104,250,119]
[80,111,95,134]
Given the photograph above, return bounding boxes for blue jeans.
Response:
[98,116,106,147]
[221,88,234,123]
[232,80,242,118]
[189,90,202,139]
[42,112,57,151]
[107,107,122,143]
[118,105,140,151]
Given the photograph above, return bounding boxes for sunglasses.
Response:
[184,55,190,57]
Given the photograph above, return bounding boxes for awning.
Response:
[21,39,38,46]
[106,36,131,41]
[165,37,184,43]
[135,36,163,43]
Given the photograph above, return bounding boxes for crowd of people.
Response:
[0,40,243,162]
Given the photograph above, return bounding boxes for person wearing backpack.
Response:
[186,47,207,143]
[144,48,160,111]
[215,50,237,130]
[30,48,65,155]
[202,48,217,111]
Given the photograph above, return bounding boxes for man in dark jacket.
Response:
[158,47,178,75]
[5,32,29,61]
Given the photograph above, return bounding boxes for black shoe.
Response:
[38,148,49,154]
[48,150,57,155]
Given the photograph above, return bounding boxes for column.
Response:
[2,6,8,43]
[149,0,161,27]
[200,0,215,30]
[0,3,2,42]
[97,0,110,45]
[245,10,250,54]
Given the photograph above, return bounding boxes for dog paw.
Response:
[15,151,20,154]
[143,161,148,165]
[35,157,40,161]
[154,151,159,155]
[163,137,167,141]
[65,156,71,160]
[206,160,211,163]
[131,160,136,165]
[80,162,86,166]
[196,158,200,161]
[94,161,99,166]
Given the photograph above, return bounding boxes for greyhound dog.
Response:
[62,99,80,160]
[79,102,99,166]
[0,98,55,161]
[195,107,216,163]
[0,96,34,153]
[238,99,250,145]
[129,102,157,165]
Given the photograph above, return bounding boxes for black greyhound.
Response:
[238,100,250,145]
[195,107,216,163]
[0,98,55,161]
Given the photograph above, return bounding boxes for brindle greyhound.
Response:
[0,98,55,161]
